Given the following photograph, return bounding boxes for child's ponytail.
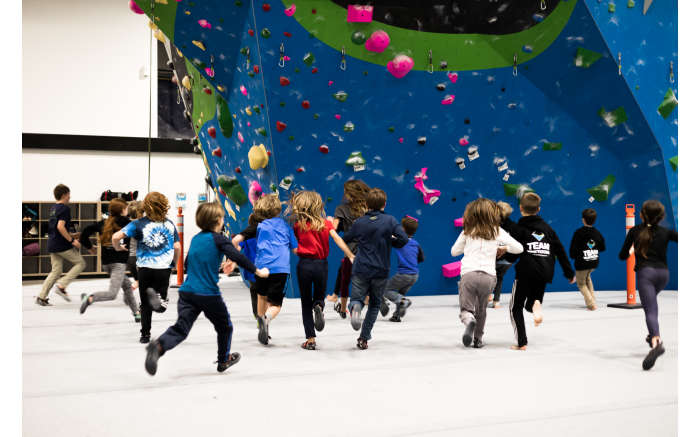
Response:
[637,200,665,258]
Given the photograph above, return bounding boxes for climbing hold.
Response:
[347,5,373,22]
[467,146,479,161]
[276,121,287,132]
[417,136,427,145]
[284,4,296,16]
[345,152,366,172]
[319,145,329,154]
[533,13,544,22]
[279,176,294,191]
[212,147,222,157]
[248,29,254,36]
[313,113,320,120]
[262,3,271,12]
[414,168,441,205]
[239,85,248,96]
[198,19,212,29]
[436,83,446,91]
[217,175,248,206]
[248,181,263,204]
[598,106,628,127]
[608,2,616,13]
[301,100,310,109]
[203,87,212,95]
[253,65,260,74]
[303,53,315,66]
[312,8,316,14]
[459,137,469,146]
[333,91,348,102]
[542,142,562,151]
[245,107,252,116]
[442,261,461,278]
[503,183,535,199]
[311,67,319,74]
[440,61,448,69]
[343,122,355,132]
[224,200,237,221]
[216,96,233,138]
[669,156,678,172]
[574,48,602,68]
[296,166,305,173]
[153,30,166,44]
[237,132,244,143]
[399,138,404,143]
[248,144,269,170]
[586,175,616,202]
[181,75,191,91]
[235,167,241,173]
[255,127,267,137]
[280,76,290,86]
[627,0,635,7]
[522,45,533,53]
[207,126,217,138]
[283,32,292,37]
[128,0,144,14]
[288,135,294,141]
[328,81,334,87]
[192,40,206,51]
[657,88,678,119]
[388,126,395,132]
[464,118,470,124]
[261,28,271,39]
[351,31,367,45]
[441,95,455,105]
[365,30,390,53]
[455,157,466,170]
[205,67,214,78]
[387,55,414,79]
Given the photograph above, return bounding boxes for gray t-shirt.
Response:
[334,203,361,254]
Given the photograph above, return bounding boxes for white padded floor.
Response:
[23,276,677,437]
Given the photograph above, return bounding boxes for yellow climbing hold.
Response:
[245,107,252,116]
[216,85,225,92]
[197,118,202,125]
[224,200,237,220]
[155,0,168,4]
[155,17,160,21]
[248,144,269,170]
[192,40,206,51]
[153,29,166,43]
[176,48,183,57]
[182,75,191,91]
[233,114,237,119]
[148,21,158,31]
[185,10,191,15]
[200,112,204,118]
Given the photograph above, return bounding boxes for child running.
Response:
[112,192,181,343]
[144,202,269,375]
[253,194,298,345]
[450,198,523,348]
[618,200,677,370]
[380,215,424,322]
[290,191,355,350]
[327,180,370,318]
[569,208,606,310]
[78,198,140,321]
[126,201,143,292]
[501,192,575,350]
[490,201,517,309]
[342,188,409,349]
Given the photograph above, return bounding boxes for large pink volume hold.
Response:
[365,30,390,52]
[387,55,414,78]
[128,0,144,14]
[347,5,373,22]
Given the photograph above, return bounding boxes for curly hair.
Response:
[290,190,326,231]
[253,194,282,219]
[343,179,370,218]
[462,198,500,241]
[100,199,128,246]
[143,192,170,222]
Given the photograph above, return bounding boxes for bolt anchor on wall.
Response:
[279,43,285,68]
[340,46,346,70]
[513,53,518,77]
[428,49,434,74]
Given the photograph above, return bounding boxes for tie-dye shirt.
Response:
[122,217,179,269]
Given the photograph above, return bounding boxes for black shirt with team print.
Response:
[569,226,606,271]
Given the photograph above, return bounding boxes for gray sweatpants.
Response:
[383,273,418,317]
[458,271,497,341]
[92,263,139,314]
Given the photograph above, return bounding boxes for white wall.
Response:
[23,0,157,137]
[22,149,207,252]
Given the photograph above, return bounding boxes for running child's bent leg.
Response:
[359,278,387,341]
[158,292,202,354]
[91,263,126,302]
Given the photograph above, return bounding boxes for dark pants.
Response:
[297,258,328,339]
[127,256,138,280]
[493,262,513,302]
[138,267,171,337]
[350,275,388,341]
[509,276,547,347]
[157,291,233,363]
[249,280,259,317]
[332,257,353,298]
[637,267,670,338]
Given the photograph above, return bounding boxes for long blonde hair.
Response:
[101,199,127,246]
[462,198,500,241]
[290,191,326,231]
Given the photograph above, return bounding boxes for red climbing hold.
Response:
[283,32,292,37]
[276,121,287,132]
[260,104,264,108]
[262,3,271,12]
[212,147,222,157]
[203,87,212,95]
[296,167,306,173]
[301,100,310,109]
[280,76,290,86]
[311,67,318,74]
[253,65,260,74]
[207,126,217,138]
[218,187,226,197]
[312,9,317,14]
[248,29,254,36]
[267,151,272,157]
[319,145,329,154]
[235,167,242,173]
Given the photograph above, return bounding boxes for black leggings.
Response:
[509,276,547,347]
[637,267,670,338]
[138,267,171,337]
[297,258,328,339]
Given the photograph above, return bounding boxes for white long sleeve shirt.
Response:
[450,227,523,276]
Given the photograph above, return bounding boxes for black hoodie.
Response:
[569,226,606,270]
[501,215,574,283]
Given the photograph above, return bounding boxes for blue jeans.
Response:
[350,275,388,341]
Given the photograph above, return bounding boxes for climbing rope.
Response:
[147,0,155,192]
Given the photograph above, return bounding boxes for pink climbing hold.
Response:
[284,4,296,16]
[334,114,341,120]
[459,137,469,146]
[128,0,144,14]
[454,218,464,227]
[448,72,458,83]
[413,167,441,205]
[246,121,251,127]
[365,30,390,53]
[399,137,404,143]
[441,95,455,105]
[347,5,373,22]
[237,132,244,143]
[442,261,461,278]
[239,85,248,96]
[328,81,334,86]
[198,19,212,29]
[387,55,414,79]
[205,67,215,77]
[248,181,264,205]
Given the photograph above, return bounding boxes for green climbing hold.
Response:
[219,18,224,24]
[253,106,261,114]
[345,151,366,167]
[598,106,628,127]
[657,88,678,119]
[351,31,367,45]
[294,67,300,73]
[240,47,249,55]
[574,48,602,68]
[608,2,616,13]
[235,0,242,5]
[193,58,206,69]
[216,95,234,138]
[288,135,295,141]
[627,0,635,7]
[255,127,267,137]
[333,91,348,102]
[313,113,320,120]
[388,126,395,133]
[587,175,615,202]
[269,183,278,193]
[503,183,535,199]
[217,175,248,206]
[669,156,678,172]
[261,28,271,39]
[542,142,562,151]
[248,71,255,77]
[326,197,333,203]
[280,102,286,107]
[343,122,355,132]
[303,53,315,66]
[636,85,640,90]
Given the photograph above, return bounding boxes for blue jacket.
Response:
[396,238,424,275]
[255,217,298,274]
[342,210,409,279]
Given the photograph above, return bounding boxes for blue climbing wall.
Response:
[133,0,678,297]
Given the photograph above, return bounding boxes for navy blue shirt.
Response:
[180,231,257,295]
[48,203,72,253]
[342,210,409,279]
[396,238,424,275]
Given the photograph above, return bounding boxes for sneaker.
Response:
[301,340,316,350]
[134,312,141,323]
[334,302,346,319]
[144,341,161,375]
[397,298,412,318]
[35,297,51,306]
[54,286,71,302]
[645,335,653,348]
[473,339,484,349]
[313,304,325,331]
[79,294,91,314]
[462,319,476,347]
[139,335,150,344]
[145,288,167,313]
[257,316,269,345]
[356,337,368,350]
[389,315,402,322]
[217,353,241,372]
[380,299,390,317]
[350,304,362,331]
[642,342,665,371]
